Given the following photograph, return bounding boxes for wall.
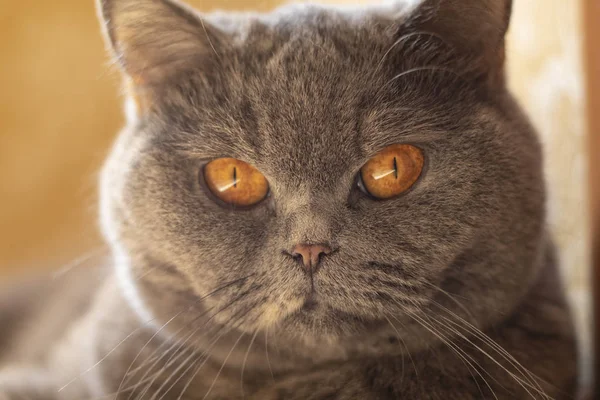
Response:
[507,0,590,380]
[0,0,281,276]
[584,0,600,389]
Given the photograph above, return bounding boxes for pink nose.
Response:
[291,243,332,271]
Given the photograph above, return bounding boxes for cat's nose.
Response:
[290,243,332,272]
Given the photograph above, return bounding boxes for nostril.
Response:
[289,243,333,272]
[315,250,328,265]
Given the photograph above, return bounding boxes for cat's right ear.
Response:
[96,0,226,109]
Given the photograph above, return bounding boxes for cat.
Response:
[0,0,579,398]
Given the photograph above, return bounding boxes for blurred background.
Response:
[0,0,594,385]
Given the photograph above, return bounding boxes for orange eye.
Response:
[360,144,424,200]
[203,158,269,207]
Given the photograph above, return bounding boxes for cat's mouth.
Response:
[301,293,319,312]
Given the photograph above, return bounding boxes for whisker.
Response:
[433,309,550,399]
[136,288,258,400]
[148,297,258,400]
[386,66,460,87]
[200,17,220,59]
[52,248,108,280]
[131,329,197,400]
[398,310,499,400]
[375,31,448,73]
[58,264,241,395]
[127,314,211,399]
[426,311,544,399]
[383,315,417,382]
[153,344,206,400]
[411,300,553,399]
[114,276,253,398]
[426,286,550,397]
[422,311,501,400]
[264,327,275,384]
[57,317,156,393]
[121,313,205,389]
[128,316,243,400]
[424,282,474,322]
[203,330,247,400]
[150,324,231,400]
[175,312,254,400]
[170,325,236,400]
[89,298,252,400]
[115,312,181,400]
[240,328,260,398]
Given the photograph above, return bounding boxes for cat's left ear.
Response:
[405,0,512,87]
[96,0,226,107]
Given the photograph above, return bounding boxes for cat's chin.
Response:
[278,298,376,338]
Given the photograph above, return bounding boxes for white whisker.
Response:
[57,317,155,393]
[400,310,499,400]
[240,329,260,398]
[386,66,459,86]
[52,248,108,280]
[383,315,417,382]
[427,284,550,397]
[375,31,447,73]
[264,327,275,383]
[203,330,246,400]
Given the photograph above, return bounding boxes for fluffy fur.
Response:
[0,0,578,398]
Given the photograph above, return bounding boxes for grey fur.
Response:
[0,0,578,399]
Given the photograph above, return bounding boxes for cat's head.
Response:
[97,0,544,356]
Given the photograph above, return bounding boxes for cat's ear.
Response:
[410,0,512,50]
[406,0,512,85]
[97,0,225,90]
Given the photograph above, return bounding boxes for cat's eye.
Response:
[359,144,424,200]
[203,158,269,207]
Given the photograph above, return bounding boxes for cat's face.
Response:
[99,0,544,351]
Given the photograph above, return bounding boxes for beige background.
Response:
[0,0,590,373]
[0,0,283,277]
[505,0,590,380]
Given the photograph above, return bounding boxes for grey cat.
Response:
[0,0,579,399]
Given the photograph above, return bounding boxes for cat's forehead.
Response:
[201,72,366,188]
[164,16,385,167]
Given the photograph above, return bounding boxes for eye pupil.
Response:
[233,166,238,188]
[393,156,398,180]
